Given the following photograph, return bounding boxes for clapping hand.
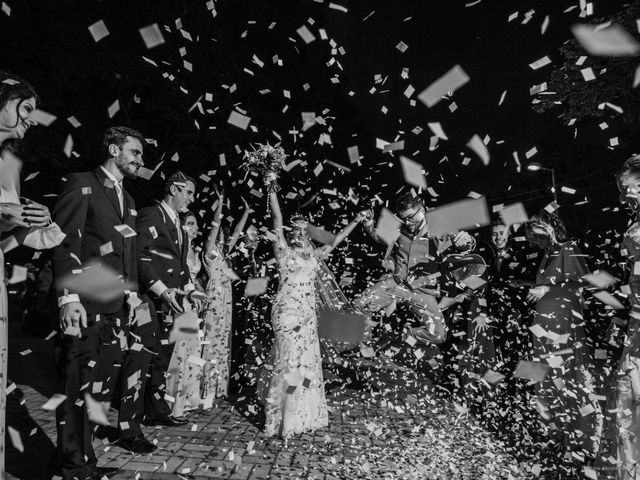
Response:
[188,290,209,311]
[161,287,185,313]
[1,201,51,228]
[60,301,87,335]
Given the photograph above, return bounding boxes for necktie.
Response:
[175,217,183,248]
[114,182,124,216]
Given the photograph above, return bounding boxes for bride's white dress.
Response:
[262,245,329,438]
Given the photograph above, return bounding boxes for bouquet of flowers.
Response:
[242,143,287,193]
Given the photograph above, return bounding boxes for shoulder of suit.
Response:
[138,204,165,220]
[62,171,95,184]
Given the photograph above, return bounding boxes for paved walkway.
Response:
[5,313,546,480]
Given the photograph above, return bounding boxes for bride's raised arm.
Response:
[227,198,250,254]
[268,189,287,260]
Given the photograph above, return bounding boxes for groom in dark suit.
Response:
[50,126,151,480]
[135,172,207,427]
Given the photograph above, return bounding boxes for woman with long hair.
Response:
[0,71,51,476]
[524,210,601,459]
[200,189,249,401]
[600,155,640,480]
[260,183,365,439]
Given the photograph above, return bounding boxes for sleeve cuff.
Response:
[184,282,196,293]
[58,294,80,307]
[150,280,168,297]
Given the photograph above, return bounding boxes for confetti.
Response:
[139,23,165,49]
[88,20,109,42]
[417,65,470,107]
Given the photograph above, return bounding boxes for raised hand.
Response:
[453,231,474,248]
[241,197,253,213]
[358,209,374,224]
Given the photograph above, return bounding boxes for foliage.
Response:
[533,1,640,124]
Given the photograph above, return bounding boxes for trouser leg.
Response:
[143,300,173,420]
[398,287,446,345]
[116,302,155,439]
[353,276,398,341]
[54,311,124,480]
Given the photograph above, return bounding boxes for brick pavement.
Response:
[5,313,540,480]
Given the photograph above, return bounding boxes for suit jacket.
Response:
[52,168,138,314]
[136,203,190,299]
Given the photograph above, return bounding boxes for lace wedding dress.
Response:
[261,245,329,438]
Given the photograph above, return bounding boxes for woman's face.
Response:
[619,172,640,213]
[182,215,199,240]
[0,96,36,139]
[288,226,306,248]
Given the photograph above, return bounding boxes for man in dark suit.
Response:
[50,126,150,480]
[135,172,207,426]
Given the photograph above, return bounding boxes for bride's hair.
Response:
[0,71,39,153]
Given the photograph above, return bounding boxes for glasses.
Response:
[399,208,422,222]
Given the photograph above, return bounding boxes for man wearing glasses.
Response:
[355,192,475,346]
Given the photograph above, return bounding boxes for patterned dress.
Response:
[165,246,204,416]
[616,222,640,479]
[201,245,233,399]
[261,245,329,438]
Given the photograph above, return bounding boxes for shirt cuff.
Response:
[150,280,168,297]
[58,294,80,307]
[184,282,196,293]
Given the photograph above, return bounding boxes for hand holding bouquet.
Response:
[242,143,287,194]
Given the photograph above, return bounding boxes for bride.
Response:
[260,183,364,438]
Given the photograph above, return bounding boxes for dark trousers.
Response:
[52,309,127,480]
[113,301,155,440]
[142,297,174,421]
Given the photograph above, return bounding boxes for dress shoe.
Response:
[114,434,157,454]
[86,466,119,479]
[143,415,189,427]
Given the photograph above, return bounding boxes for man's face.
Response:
[491,225,510,250]
[114,136,144,179]
[619,173,640,212]
[172,180,196,212]
[398,205,426,234]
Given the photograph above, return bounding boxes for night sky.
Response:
[0,0,636,244]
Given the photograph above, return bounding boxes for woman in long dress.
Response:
[200,190,249,400]
[260,187,364,438]
[165,210,207,416]
[0,72,52,476]
[605,156,640,480]
[524,211,601,458]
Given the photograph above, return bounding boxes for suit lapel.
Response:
[94,169,123,221]
[159,204,181,257]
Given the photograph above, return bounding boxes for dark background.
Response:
[1,0,637,268]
